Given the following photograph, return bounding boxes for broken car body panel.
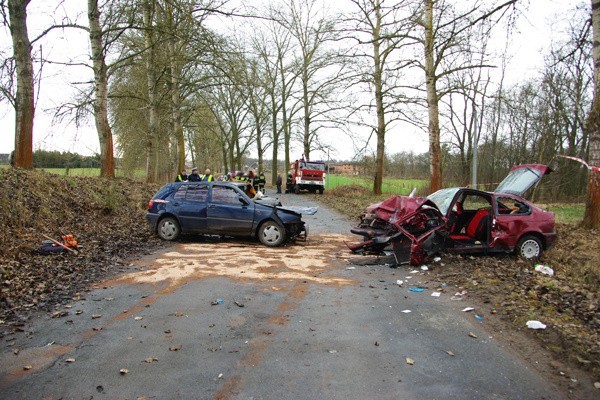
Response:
[347,164,557,265]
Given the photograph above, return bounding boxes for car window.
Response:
[186,185,208,202]
[173,186,187,200]
[497,196,529,215]
[462,194,491,211]
[212,186,241,205]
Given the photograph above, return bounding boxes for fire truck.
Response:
[288,158,326,194]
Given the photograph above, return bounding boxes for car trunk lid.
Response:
[495,164,552,196]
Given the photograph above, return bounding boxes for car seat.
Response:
[450,209,488,242]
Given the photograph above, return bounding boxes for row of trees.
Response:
[31,150,100,169]
[1,0,599,227]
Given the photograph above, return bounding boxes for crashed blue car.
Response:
[147,181,312,246]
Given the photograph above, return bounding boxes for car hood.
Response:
[367,196,438,222]
[495,164,552,196]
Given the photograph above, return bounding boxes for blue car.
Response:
[146,181,308,246]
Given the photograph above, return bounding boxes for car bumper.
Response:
[543,232,558,249]
[146,213,160,232]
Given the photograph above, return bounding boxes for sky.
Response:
[0,0,582,162]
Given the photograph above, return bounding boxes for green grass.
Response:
[542,203,585,224]
[326,174,428,195]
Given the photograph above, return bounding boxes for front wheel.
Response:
[157,217,180,241]
[516,235,542,260]
[259,220,286,247]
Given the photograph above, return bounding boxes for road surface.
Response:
[0,191,568,399]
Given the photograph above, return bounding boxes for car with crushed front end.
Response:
[347,164,557,266]
[147,181,309,246]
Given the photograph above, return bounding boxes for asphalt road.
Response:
[0,191,568,399]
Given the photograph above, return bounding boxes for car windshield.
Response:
[427,188,460,215]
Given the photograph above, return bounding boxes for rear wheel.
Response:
[317,188,324,194]
[294,185,300,194]
[516,235,542,259]
[157,217,180,241]
[259,220,286,246]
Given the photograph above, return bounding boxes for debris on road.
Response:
[405,357,415,365]
[462,307,475,312]
[468,332,478,338]
[211,299,224,306]
[431,292,441,297]
[409,287,424,293]
[526,320,547,330]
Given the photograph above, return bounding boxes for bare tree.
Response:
[345,0,417,194]
[413,0,517,192]
[584,0,600,228]
[88,0,115,177]
[3,0,34,169]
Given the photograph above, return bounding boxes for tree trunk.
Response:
[88,0,115,178]
[8,0,34,169]
[582,0,600,228]
[373,0,385,195]
[424,0,442,192]
[143,0,158,183]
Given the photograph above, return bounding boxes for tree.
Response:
[583,0,600,228]
[413,0,517,192]
[88,0,115,178]
[345,0,416,194]
[4,0,34,169]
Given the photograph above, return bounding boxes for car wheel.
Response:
[294,185,300,194]
[259,220,286,247]
[517,235,542,259]
[318,188,324,194]
[157,217,180,241]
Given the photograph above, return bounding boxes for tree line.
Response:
[1,0,599,227]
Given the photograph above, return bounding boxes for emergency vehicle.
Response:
[289,157,326,194]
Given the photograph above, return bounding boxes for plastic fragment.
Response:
[420,265,428,271]
[409,287,424,293]
[462,307,475,312]
[468,332,478,338]
[434,257,442,262]
[405,357,415,365]
[475,315,483,321]
[401,310,411,313]
[534,264,554,276]
[431,292,441,297]
[526,320,547,330]
[396,280,403,286]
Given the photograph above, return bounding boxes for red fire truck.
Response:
[288,158,326,194]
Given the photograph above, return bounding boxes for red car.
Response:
[347,164,557,266]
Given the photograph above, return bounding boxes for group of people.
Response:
[175,168,284,194]
[175,167,213,182]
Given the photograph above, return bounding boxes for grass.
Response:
[543,203,585,224]
[326,174,428,195]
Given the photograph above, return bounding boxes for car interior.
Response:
[448,194,492,244]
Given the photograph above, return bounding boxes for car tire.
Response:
[318,188,324,194]
[294,185,300,194]
[517,235,542,259]
[157,217,180,241]
[258,220,286,247]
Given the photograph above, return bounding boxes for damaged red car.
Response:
[347,164,557,266]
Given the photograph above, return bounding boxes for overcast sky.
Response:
[0,0,583,162]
